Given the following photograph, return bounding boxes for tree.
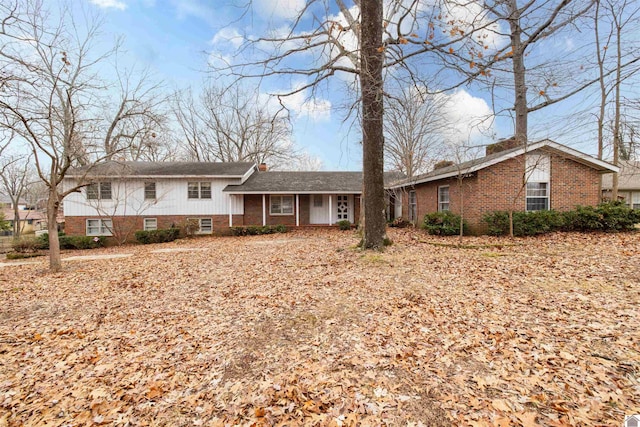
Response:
[0,0,164,271]
[0,149,34,239]
[173,83,306,170]
[384,86,449,177]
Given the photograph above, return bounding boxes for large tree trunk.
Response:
[507,1,528,144]
[46,188,62,272]
[360,0,387,249]
[12,204,21,239]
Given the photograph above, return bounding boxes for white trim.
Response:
[389,139,620,189]
[86,218,113,236]
[438,185,450,212]
[328,195,333,225]
[262,194,266,226]
[269,195,294,216]
[228,195,233,227]
[68,174,249,180]
[295,194,300,226]
[143,218,158,231]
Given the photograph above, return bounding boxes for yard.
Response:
[0,228,638,426]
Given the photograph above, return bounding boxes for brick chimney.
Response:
[258,163,268,172]
[486,136,523,156]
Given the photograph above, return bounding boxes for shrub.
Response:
[484,202,640,236]
[180,219,200,237]
[230,225,288,236]
[6,252,44,260]
[12,237,45,253]
[135,228,180,244]
[422,211,466,236]
[336,219,351,230]
[483,210,565,236]
[31,233,106,249]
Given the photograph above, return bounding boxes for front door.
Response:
[337,195,349,221]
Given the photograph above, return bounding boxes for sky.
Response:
[79,0,638,170]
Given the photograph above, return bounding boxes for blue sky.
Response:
[82,0,638,169]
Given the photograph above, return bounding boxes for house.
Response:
[601,160,640,208]
[389,139,619,234]
[0,194,47,235]
[62,139,618,239]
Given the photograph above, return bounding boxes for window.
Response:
[86,219,113,236]
[143,218,157,231]
[408,191,417,222]
[438,186,450,211]
[633,192,640,210]
[188,182,211,199]
[526,182,549,211]
[188,218,213,234]
[313,194,323,207]
[270,195,294,215]
[144,182,156,200]
[86,182,112,200]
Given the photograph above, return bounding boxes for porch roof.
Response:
[223,171,364,194]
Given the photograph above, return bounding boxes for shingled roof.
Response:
[224,172,362,194]
[67,161,255,178]
[389,139,618,189]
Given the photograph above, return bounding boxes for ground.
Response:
[0,229,639,426]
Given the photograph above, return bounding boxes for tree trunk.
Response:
[12,204,21,239]
[360,0,387,249]
[612,11,623,201]
[507,1,528,144]
[47,188,62,272]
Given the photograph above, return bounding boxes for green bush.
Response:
[230,225,288,236]
[484,202,640,236]
[422,211,466,236]
[32,233,106,249]
[135,228,180,244]
[336,220,351,230]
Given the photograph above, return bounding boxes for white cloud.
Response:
[211,27,243,49]
[90,0,127,10]
[275,87,331,122]
[253,0,306,21]
[437,90,494,144]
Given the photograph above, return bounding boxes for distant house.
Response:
[389,139,618,234]
[601,160,640,209]
[62,139,618,239]
[0,195,47,234]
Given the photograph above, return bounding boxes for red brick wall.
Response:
[404,152,602,234]
[65,214,243,242]
[242,194,307,226]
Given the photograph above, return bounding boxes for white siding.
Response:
[525,154,550,182]
[309,194,354,224]
[64,178,244,217]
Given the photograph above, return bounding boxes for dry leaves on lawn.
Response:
[0,229,638,426]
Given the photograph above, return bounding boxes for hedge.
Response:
[483,201,640,236]
[422,211,467,236]
[135,228,180,244]
[230,225,287,236]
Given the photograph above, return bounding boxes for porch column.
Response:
[228,195,233,227]
[262,194,266,226]
[328,195,332,225]
[295,194,300,227]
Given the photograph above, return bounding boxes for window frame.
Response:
[187,182,212,200]
[270,195,294,215]
[144,182,157,200]
[86,218,113,236]
[525,182,549,211]
[438,186,450,212]
[187,217,213,234]
[313,194,323,207]
[408,190,417,222]
[143,218,157,231]
[86,182,112,200]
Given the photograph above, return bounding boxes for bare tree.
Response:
[173,84,298,168]
[0,150,34,239]
[384,86,450,177]
[0,0,163,271]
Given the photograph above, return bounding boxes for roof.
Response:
[601,160,640,190]
[1,208,46,221]
[67,161,256,179]
[223,171,404,194]
[390,139,619,189]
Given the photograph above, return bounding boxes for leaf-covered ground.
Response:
[0,229,639,426]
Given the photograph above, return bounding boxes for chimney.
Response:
[486,136,523,156]
[258,163,268,172]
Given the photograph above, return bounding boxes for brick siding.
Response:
[402,151,602,234]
